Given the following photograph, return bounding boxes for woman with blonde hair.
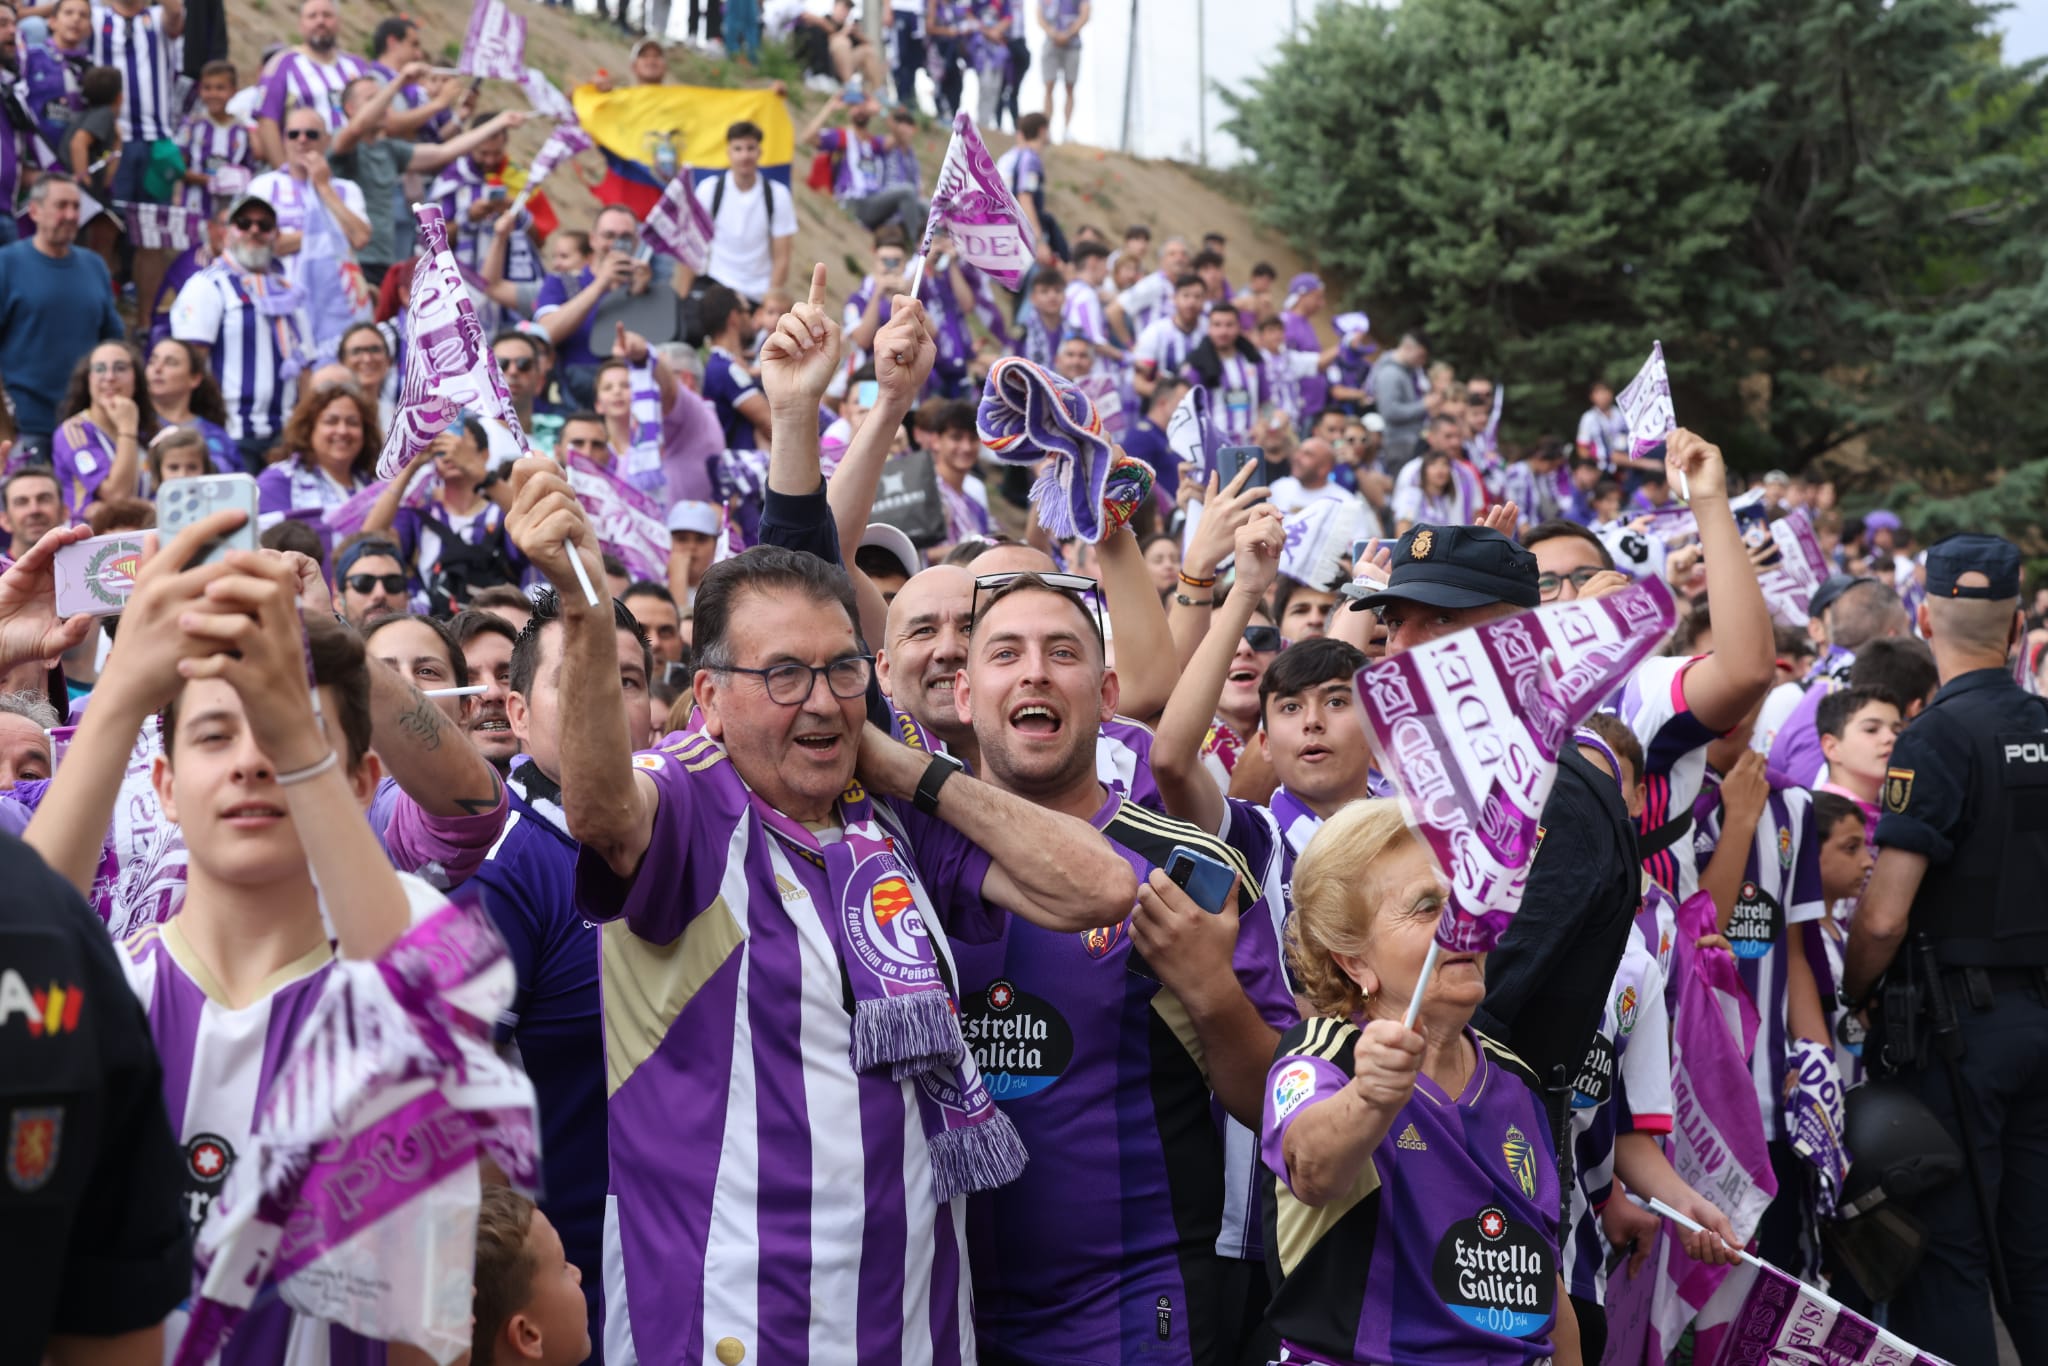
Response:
[1259,798,1580,1366]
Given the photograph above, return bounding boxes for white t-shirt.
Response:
[1267,476,1354,518]
[693,173,798,301]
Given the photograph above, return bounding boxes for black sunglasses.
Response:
[284,127,324,141]
[1465,390,1491,405]
[497,355,535,373]
[1242,625,1282,654]
[233,217,276,233]
[345,573,408,596]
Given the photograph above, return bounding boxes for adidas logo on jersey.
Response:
[1397,1123,1427,1151]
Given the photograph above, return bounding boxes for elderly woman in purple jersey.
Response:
[1260,799,1584,1366]
[257,385,380,516]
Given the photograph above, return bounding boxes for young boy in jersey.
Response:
[1016,268,1067,369]
[177,60,256,218]
[1815,684,1900,825]
[1810,789,1874,1085]
[470,1186,592,1366]
[24,519,433,1362]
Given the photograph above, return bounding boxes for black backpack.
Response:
[418,508,519,616]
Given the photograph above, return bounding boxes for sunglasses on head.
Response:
[345,573,407,596]
[1242,625,1283,654]
[497,355,535,373]
[970,571,1105,645]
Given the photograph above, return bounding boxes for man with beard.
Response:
[169,192,311,471]
[468,589,656,1355]
[254,0,373,167]
[0,176,124,457]
[453,608,522,772]
[944,571,1296,1366]
[0,470,66,562]
[328,536,408,629]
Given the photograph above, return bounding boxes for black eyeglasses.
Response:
[233,217,276,233]
[284,127,324,141]
[970,571,1104,645]
[717,654,874,705]
[345,573,408,596]
[1537,566,1603,601]
[497,355,535,373]
[1465,391,1491,406]
[1242,625,1282,653]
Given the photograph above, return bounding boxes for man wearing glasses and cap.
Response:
[1842,532,2048,1365]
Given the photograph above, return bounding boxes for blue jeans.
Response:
[722,0,759,62]
[892,10,925,110]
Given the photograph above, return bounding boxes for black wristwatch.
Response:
[914,751,966,815]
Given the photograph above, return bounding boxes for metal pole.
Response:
[865,0,885,45]
[1120,0,1139,154]
[1196,0,1207,166]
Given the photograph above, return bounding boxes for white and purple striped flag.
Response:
[565,451,670,582]
[918,111,1037,289]
[459,0,527,82]
[644,164,715,273]
[124,202,204,252]
[1617,340,1677,461]
[1690,1258,1955,1365]
[519,65,578,123]
[1354,576,1679,954]
[1277,496,1362,591]
[376,204,531,480]
[172,899,540,1366]
[526,123,594,188]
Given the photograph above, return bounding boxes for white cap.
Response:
[667,500,722,536]
[859,523,920,580]
[1363,412,1386,433]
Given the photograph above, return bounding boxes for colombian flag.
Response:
[570,84,796,219]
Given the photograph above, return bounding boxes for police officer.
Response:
[1842,532,2048,1366]
[0,831,191,1365]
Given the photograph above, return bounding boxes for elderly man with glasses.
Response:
[168,191,311,471]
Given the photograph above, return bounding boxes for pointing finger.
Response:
[807,262,827,311]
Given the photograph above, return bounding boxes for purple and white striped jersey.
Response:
[1061,279,1108,346]
[1185,352,1266,445]
[1132,314,1201,379]
[1696,782,1825,1139]
[1610,654,1719,900]
[816,126,889,203]
[90,4,178,143]
[169,258,308,443]
[118,873,446,1366]
[175,112,255,215]
[1261,346,1322,429]
[575,731,997,1366]
[259,49,373,134]
[1013,305,1060,368]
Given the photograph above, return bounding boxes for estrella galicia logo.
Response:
[1726,880,1783,960]
[1432,1207,1555,1339]
[1570,1034,1615,1110]
[182,1131,235,1231]
[961,979,1073,1100]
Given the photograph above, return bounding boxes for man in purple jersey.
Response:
[500,270,1137,1365]
[254,0,372,167]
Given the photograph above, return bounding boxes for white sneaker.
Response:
[805,72,842,94]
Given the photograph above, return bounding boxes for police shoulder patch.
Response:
[1884,767,1914,813]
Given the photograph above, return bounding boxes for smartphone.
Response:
[486,184,508,202]
[1165,845,1236,915]
[633,242,653,265]
[157,472,260,567]
[856,380,880,408]
[53,530,147,617]
[661,660,692,689]
[1216,444,1268,490]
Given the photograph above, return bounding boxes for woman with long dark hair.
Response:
[256,385,383,517]
[144,338,237,474]
[51,340,157,517]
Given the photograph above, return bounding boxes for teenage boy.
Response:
[1815,685,1901,826]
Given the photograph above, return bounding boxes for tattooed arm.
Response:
[368,658,509,887]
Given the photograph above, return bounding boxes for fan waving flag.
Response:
[919,111,1037,289]
[525,124,595,190]
[644,163,715,272]
[1617,341,1677,463]
[377,204,530,479]
[1354,576,1679,954]
[520,66,578,124]
[571,83,793,217]
[460,0,526,81]
[565,452,671,582]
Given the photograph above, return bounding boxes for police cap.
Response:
[1343,524,1540,612]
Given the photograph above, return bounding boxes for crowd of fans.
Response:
[0,4,2037,1366]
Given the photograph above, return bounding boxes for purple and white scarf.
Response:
[975,355,1122,540]
[750,788,1028,1203]
[620,362,665,494]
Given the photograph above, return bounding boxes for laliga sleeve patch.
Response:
[632,753,665,770]
[1884,767,1914,813]
[1726,880,1784,960]
[1271,1061,1317,1121]
[1432,1206,1556,1340]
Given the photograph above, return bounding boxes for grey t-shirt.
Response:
[328,137,415,267]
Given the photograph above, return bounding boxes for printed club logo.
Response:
[1079,918,1128,960]
[181,1132,236,1231]
[1777,825,1793,870]
[85,539,143,608]
[1727,880,1784,960]
[6,1106,62,1192]
[962,980,1073,1100]
[1569,1035,1615,1111]
[1433,1206,1555,1340]
[1477,1207,1507,1240]
[844,856,934,976]
[1501,1124,1538,1199]
[1615,984,1640,1036]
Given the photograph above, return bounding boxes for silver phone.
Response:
[157,472,261,566]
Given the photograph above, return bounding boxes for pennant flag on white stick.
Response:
[1618,340,1681,496]
[565,452,671,583]
[1277,496,1361,591]
[1354,576,1679,959]
[643,164,716,273]
[519,65,578,123]
[377,204,530,480]
[915,112,1037,290]
[459,0,527,81]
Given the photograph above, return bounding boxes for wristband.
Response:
[913,751,965,816]
[275,749,340,787]
[1173,591,1204,608]
[1177,570,1217,589]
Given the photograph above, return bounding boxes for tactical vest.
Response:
[1912,687,2048,967]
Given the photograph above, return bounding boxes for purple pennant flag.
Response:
[1784,1036,1850,1218]
[975,356,1120,541]
[565,452,670,582]
[1617,340,1677,461]
[1759,511,1831,626]
[526,124,594,188]
[460,0,527,81]
[918,112,1037,289]
[1353,576,1679,953]
[644,164,716,273]
[377,204,531,480]
[171,898,540,1366]
[1693,1258,1955,1365]
[519,65,578,124]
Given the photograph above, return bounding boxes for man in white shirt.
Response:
[1127,272,1205,401]
[1108,233,1192,339]
[1268,438,1356,516]
[691,119,797,304]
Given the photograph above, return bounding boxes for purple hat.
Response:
[1863,510,1902,533]
[1284,273,1324,308]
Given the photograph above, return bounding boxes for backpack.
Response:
[418,508,519,616]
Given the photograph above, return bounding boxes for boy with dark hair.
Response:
[1016,266,1068,368]
[1846,635,1939,718]
[1270,572,1341,641]
[699,282,771,451]
[1815,685,1902,824]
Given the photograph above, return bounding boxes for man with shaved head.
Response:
[1843,532,2048,1365]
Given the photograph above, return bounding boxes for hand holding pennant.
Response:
[1351,576,1680,1026]
[909,112,1038,293]
[1618,341,1682,498]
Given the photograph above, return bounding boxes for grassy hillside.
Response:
[233,0,1311,314]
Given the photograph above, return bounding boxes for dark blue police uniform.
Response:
[1867,534,2048,1364]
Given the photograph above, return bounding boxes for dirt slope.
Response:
[227,0,1309,311]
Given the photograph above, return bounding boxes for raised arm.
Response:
[308,159,371,251]
[505,460,658,876]
[382,72,465,140]
[331,70,409,156]
[1283,1020,1422,1206]
[1169,463,1270,668]
[614,324,679,413]
[828,296,933,554]
[1666,430,1774,732]
[408,109,528,176]
[360,448,432,536]
[860,726,1137,930]
[1154,510,1282,834]
[1093,523,1176,721]
[365,649,504,820]
[759,262,846,497]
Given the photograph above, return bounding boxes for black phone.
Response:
[1216,445,1268,490]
